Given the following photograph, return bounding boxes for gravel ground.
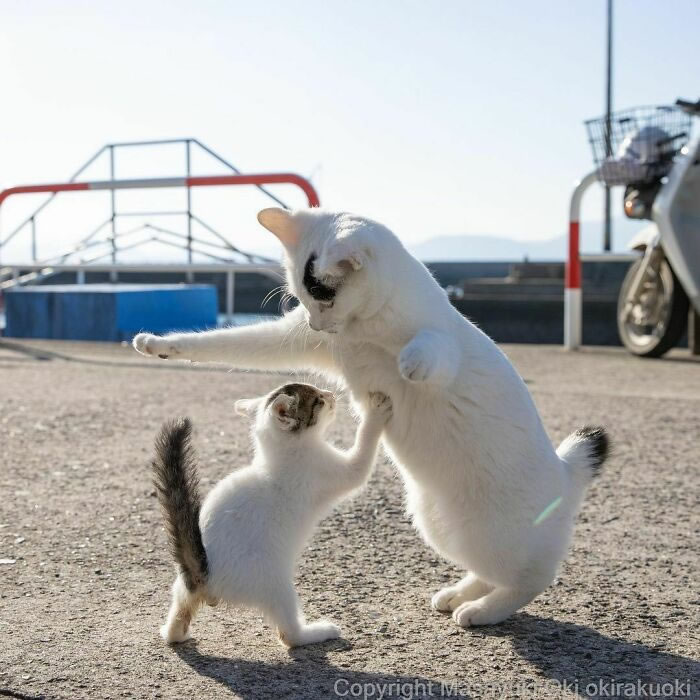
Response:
[0,339,698,700]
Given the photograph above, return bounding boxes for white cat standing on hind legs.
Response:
[135,207,609,627]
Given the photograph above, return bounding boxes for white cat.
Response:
[153,382,392,646]
[136,208,608,627]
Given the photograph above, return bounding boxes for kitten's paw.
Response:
[132,333,180,360]
[160,622,191,644]
[368,392,392,421]
[280,620,341,647]
[398,343,437,383]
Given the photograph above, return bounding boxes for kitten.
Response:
[152,383,392,646]
[136,208,609,627]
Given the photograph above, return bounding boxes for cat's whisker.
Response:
[261,285,286,309]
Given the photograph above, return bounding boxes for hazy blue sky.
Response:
[1,0,698,261]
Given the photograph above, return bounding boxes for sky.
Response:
[1,0,698,263]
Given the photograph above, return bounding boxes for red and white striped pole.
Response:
[565,170,599,349]
[0,172,320,210]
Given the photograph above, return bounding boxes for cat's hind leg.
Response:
[451,585,543,627]
[267,581,341,648]
[431,572,494,613]
[160,574,203,643]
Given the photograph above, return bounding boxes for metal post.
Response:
[226,270,235,324]
[77,269,85,284]
[186,140,192,264]
[565,171,600,350]
[603,0,613,252]
[109,145,117,265]
[30,217,37,261]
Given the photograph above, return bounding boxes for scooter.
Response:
[586,98,700,357]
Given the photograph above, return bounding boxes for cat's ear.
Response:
[268,394,298,431]
[257,208,299,248]
[317,239,366,277]
[235,397,260,416]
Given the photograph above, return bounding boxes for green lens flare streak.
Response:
[534,496,563,525]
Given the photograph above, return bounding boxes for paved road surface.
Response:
[0,340,697,699]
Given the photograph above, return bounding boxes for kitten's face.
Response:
[264,383,336,434]
[237,383,336,436]
[257,208,384,334]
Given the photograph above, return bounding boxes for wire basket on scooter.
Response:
[585,105,692,186]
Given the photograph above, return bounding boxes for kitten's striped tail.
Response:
[152,417,208,592]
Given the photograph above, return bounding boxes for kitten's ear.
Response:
[235,398,260,416]
[318,239,366,277]
[269,394,298,431]
[257,208,299,248]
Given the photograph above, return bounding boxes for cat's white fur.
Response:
[161,386,392,646]
[137,208,604,627]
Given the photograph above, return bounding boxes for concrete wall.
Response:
[10,260,661,347]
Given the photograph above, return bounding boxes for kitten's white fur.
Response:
[137,208,605,627]
[160,386,392,646]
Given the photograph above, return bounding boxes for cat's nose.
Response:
[308,320,322,332]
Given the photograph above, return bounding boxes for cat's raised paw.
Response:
[398,343,436,383]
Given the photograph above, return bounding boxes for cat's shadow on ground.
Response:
[175,638,471,700]
[478,613,699,696]
[176,615,698,700]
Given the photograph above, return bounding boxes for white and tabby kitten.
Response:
[153,383,392,647]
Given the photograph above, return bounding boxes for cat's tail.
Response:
[152,417,209,592]
[556,425,610,495]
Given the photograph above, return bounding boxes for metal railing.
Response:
[0,138,317,269]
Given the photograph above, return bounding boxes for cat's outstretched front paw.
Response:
[398,341,438,383]
[133,333,180,360]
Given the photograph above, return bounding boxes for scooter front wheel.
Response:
[617,256,689,358]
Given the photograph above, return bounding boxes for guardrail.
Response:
[0,162,319,268]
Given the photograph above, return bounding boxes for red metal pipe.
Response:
[187,174,320,207]
[0,182,89,206]
[0,173,320,209]
[565,220,580,289]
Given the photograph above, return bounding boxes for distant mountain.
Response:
[409,218,649,261]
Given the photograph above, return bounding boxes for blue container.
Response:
[4,284,218,342]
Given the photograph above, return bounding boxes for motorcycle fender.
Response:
[627,223,660,251]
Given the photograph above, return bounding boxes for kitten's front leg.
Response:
[133,306,337,373]
[332,392,392,495]
[397,329,459,386]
